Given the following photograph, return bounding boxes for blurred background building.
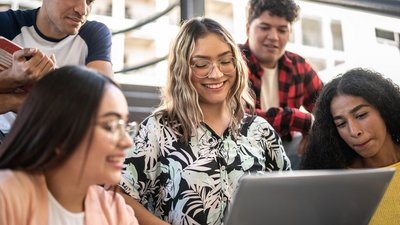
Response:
[98,0,400,86]
[1,0,400,121]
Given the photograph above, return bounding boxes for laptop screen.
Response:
[224,168,395,225]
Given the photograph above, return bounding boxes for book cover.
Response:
[0,36,33,92]
[0,36,23,72]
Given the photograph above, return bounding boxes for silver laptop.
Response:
[224,168,395,225]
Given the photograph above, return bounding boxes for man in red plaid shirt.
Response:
[239,0,323,169]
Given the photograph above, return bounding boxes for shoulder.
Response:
[138,114,162,129]
[86,186,139,225]
[0,8,37,39]
[135,114,179,143]
[0,170,33,189]
[238,43,248,51]
[0,170,46,195]
[281,50,311,70]
[0,170,47,196]
[80,20,111,37]
[0,170,47,224]
[283,50,308,62]
[0,8,36,25]
[281,51,319,78]
[244,114,273,128]
[238,43,252,59]
[139,113,175,130]
[241,114,276,135]
[77,20,111,47]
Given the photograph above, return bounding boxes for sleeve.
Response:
[119,116,161,209]
[113,193,140,225]
[86,186,139,225]
[0,183,11,225]
[301,61,323,113]
[80,21,112,64]
[256,59,323,138]
[0,171,29,225]
[252,116,291,171]
[257,107,313,138]
[0,9,38,41]
[0,10,13,38]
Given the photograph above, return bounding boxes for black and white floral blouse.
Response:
[120,114,291,225]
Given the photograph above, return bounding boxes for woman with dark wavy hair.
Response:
[0,66,139,225]
[301,68,400,224]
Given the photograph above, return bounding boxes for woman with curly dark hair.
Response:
[301,67,400,224]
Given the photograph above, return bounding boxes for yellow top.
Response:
[369,162,400,225]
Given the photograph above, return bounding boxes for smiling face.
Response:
[66,84,133,186]
[38,0,94,39]
[330,95,394,164]
[247,11,291,68]
[190,33,237,108]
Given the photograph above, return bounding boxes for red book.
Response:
[0,36,23,72]
[0,36,32,92]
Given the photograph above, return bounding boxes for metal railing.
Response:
[112,0,205,74]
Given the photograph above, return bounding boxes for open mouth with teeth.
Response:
[106,155,125,169]
[204,82,224,89]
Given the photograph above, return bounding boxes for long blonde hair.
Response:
[155,17,254,143]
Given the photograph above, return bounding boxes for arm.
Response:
[0,48,56,91]
[0,93,26,113]
[119,116,169,225]
[117,187,169,225]
[301,63,323,113]
[256,107,313,138]
[256,61,322,137]
[0,49,56,113]
[254,116,291,171]
[87,60,113,78]
[0,171,31,225]
[84,21,113,78]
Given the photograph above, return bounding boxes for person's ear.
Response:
[55,147,62,156]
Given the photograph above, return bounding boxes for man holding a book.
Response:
[0,0,113,141]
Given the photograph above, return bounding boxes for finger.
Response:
[13,48,36,61]
[32,56,54,79]
[50,54,57,66]
[40,59,56,77]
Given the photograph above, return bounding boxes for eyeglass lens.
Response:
[105,120,138,143]
[191,56,236,78]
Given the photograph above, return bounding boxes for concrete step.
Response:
[119,83,161,123]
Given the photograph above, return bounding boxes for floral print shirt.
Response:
[120,114,291,225]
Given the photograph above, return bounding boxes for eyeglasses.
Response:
[98,119,138,144]
[190,56,236,79]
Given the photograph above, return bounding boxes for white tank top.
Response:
[260,66,279,110]
[48,191,84,225]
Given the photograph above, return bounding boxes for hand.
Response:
[0,92,27,114]
[10,48,56,86]
[297,133,310,156]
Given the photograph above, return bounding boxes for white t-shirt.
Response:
[260,66,279,111]
[48,191,84,225]
[0,113,16,134]
[0,8,111,133]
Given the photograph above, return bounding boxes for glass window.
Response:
[307,57,326,71]
[301,17,323,48]
[331,20,344,51]
[375,28,395,41]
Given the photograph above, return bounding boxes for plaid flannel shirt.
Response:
[240,41,323,141]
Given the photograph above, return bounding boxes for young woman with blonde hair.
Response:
[118,17,290,225]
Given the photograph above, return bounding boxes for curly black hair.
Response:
[301,68,400,169]
[247,0,300,24]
